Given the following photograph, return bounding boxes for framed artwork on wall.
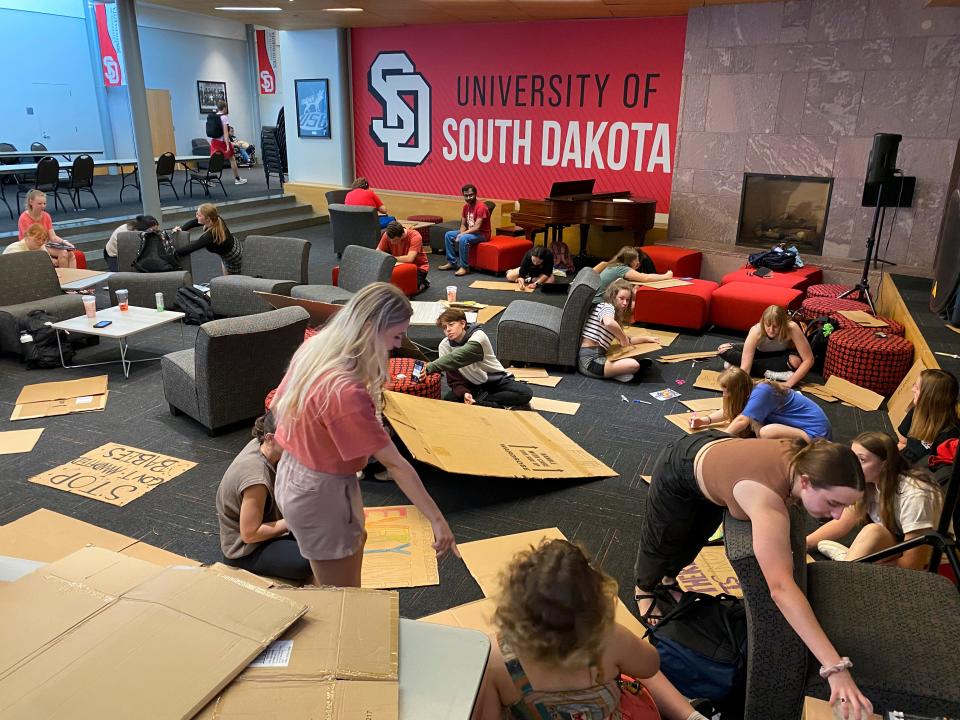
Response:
[294,78,331,138]
[197,80,227,114]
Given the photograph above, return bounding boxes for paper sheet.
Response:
[361,505,439,589]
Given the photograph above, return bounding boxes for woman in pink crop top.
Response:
[270,283,458,587]
[634,431,872,719]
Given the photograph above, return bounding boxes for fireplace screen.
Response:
[735,173,833,255]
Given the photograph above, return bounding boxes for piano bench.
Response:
[468,235,533,274]
[633,278,717,330]
[720,265,822,291]
[643,246,702,278]
[708,281,804,333]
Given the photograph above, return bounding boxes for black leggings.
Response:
[445,373,534,409]
[222,535,312,582]
[719,345,793,375]
[635,430,730,591]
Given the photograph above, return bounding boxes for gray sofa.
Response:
[108,230,193,309]
[0,251,84,356]
[161,306,309,434]
[209,235,311,317]
[292,245,394,305]
[328,203,381,256]
[496,267,600,369]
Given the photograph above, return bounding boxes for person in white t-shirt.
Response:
[103,215,158,272]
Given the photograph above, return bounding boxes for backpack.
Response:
[205,111,223,139]
[748,248,796,272]
[638,250,657,275]
[643,588,747,704]
[133,230,181,273]
[175,287,214,325]
[803,315,835,372]
[18,309,74,369]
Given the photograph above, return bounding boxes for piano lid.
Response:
[548,179,596,198]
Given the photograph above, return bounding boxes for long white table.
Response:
[0,149,103,159]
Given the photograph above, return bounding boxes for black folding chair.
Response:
[61,154,100,210]
[120,151,180,202]
[186,150,227,198]
[16,156,66,214]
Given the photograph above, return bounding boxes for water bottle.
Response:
[155,292,165,312]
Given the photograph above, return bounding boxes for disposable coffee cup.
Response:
[116,288,129,311]
[82,295,97,320]
[446,285,457,302]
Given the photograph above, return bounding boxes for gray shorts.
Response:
[274,453,365,561]
[577,346,607,378]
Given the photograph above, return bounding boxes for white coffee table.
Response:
[410,301,478,326]
[52,305,185,377]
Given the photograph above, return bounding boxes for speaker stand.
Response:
[839,183,884,313]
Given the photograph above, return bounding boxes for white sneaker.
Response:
[817,540,849,561]
[614,373,635,383]
[722,361,732,369]
[764,370,792,382]
[373,469,392,482]
[234,178,248,185]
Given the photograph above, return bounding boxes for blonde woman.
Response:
[592,246,673,303]
[897,369,960,473]
[16,190,76,268]
[172,203,242,274]
[689,367,831,441]
[717,304,813,386]
[270,283,458,587]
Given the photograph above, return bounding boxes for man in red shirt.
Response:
[377,221,429,292]
[344,177,394,229]
[439,183,491,276]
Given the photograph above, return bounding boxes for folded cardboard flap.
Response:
[823,374,884,411]
[15,376,108,405]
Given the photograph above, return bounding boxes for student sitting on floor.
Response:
[897,368,960,481]
[807,431,943,569]
[506,246,555,290]
[578,279,659,383]
[377,220,429,293]
[426,308,533,409]
[717,304,814,385]
[592,246,672,303]
[216,412,312,583]
[689,367,832,441]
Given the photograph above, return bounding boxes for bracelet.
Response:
[819,657,853,679]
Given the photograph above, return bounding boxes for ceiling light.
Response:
[215,6,283,11]
[324,7,364,11]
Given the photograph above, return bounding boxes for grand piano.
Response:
[511,179,657,258]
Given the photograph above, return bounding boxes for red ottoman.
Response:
[807,283,856,299]
[798,296,871,323]
[633,278,717,330]
[469,235,533,274]
[709,282,804,332]
[833,313,905,336]
[407,214,443,224]
[391,263,420,296]
[823,328,914,396]
[721,264,823,291]
[643,246,702,278]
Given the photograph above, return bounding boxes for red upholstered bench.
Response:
[468,235,533,274]
[824,328,914,396]
[709,282,804,332]
[633,279,717,330]
[721,265,823,291]
[798,296,871,323]
[643,246,702,278]
[332,264,420,296]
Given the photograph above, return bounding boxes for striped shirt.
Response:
[581,303,618,350]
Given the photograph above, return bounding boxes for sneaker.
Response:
[438,263,455,271]
[817,540,849,561]
[372,469,392,482]
[234,178,248,185]
[454,267,470,276]
[722,361,732,369]
[763,370,792,382]
[614,373,635,383]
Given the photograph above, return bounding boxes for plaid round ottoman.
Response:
[798,296,871,322]
[406,214,444,224]
[823,328,914,396]
[806,283,858,299]
[833,313,905,336]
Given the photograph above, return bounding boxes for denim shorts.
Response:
[577,346,607,378]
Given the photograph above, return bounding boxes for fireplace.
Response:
[735,173,834,256]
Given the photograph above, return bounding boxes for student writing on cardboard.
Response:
[506,246,555,290]
[717,304,814,385]
[578,279,659,383]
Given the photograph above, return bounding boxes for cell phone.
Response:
[411,360,426,380]
[93,320,113,328]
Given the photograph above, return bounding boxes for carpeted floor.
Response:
[0,222,893,618]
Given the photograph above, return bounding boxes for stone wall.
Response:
[669,0,960,273]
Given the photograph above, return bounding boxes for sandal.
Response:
[634,586,664,628]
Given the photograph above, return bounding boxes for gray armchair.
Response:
[209,235,311,317]
[496,267,600,369]
[0,251,84,355]
[108,230,193,309]
[725,507,960,719]
[161,306,309,435]
[292,245,394,305]
[324,188,349,207]
[328,203,381,256]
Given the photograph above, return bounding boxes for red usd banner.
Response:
[256,29,277,95]
[351,18,685,211]
[94,2,124,87]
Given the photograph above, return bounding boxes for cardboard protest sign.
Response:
[837,310,887,327]
[680,397,724,412]
[626,326,679,347]
[0,428,43,455]
[519,376,563,387]
[28,443,197,507]
[361,505,439,589]
[12,376,109,420]
[887,358,926,430]
[665,411,727,434]
[824,375,884,411]
[507,367,549,378]
[606,341,662,361]
[658,351,718,364]
[470,280,534,292]
[676,546,742,597]
[634,278,692,289]
[693,369,722,391]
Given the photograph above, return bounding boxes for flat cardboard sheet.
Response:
[11,375,109,421]
[518,376,563,387]
[606,341,662,361]
[634,278,692,289]
[255,291,341,327]
[837,310,887,327]
[384,391,613,479]
[469,280,533,292]
[196,587,399,720]
[529,397,581,415]
[680,397,724,412]
[824,375,884,411]
[0,548,307,720]
[658,351,718,364]
[676,546,742,597]
[799,383,839,403]
[361,505,439,589]
[477,305,506,324]
[801,696,880,720]
[420,597,496,634]
[625,326,679,347]
[693,369,723,391]
[0,428,43,455]
[887,358,926,431]
[664,411,727,434]
[28,443,197,507]
[0,508,201,566]
[506,367,549,378]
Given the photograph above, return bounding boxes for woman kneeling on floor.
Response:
[578,279,658,383]
[717,304,813,386]
[808,431,943,569]
[634,433,873,718]
[689,367,832,441]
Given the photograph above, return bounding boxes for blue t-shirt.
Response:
[741,383,832,439]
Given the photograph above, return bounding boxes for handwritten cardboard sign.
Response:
[361,505,439,589]
[28,443,196,507]
[676,546,742,597]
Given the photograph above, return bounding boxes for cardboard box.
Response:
[195,587,399,720]
[801,696,880,720]
[0,547,307,720]
[11,376,109,421]
[383,391,615,479]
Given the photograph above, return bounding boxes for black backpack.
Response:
[205,111,222,139]
[804,315,835,372]
[133,230,181,273]
[18,309,74,369]
[748,248,796,272]
[175,287,214,325]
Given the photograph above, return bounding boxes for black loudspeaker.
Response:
[864,133,902,184]
[861,175,915,208]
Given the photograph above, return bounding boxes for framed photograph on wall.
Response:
[294,78,331,138]
[197,80,227,114]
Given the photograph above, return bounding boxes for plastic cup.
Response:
[446,285,457,302]
[116,288,129,312]
[82,295,97,320]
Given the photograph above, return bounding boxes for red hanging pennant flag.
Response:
[256,29,277,95]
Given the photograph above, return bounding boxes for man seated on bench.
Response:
[377,220,430,293]
[439,183,491,277]
[426,308,532,409]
